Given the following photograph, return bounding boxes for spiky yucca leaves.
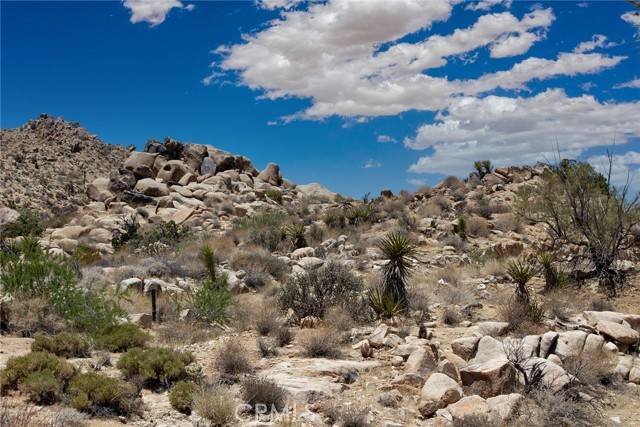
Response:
[377,233,417,310]
[199,245,217,281]
[368,287,402,318]
[281,223,307,249]
[507,258,537,305]
[537,251,565,292]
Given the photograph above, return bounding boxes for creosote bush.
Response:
[69,373,140,416]
[1,209,45,238]
[117,347,195,389]
[94,323,150,352]
[169,380,198,414]
[279,261,363,319]
[0,352,75,405]
[31,333,90,358]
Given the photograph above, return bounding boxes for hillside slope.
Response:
[0,114,128,214]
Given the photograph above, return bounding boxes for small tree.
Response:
[517,155,640,295]
[377,233,417,310]
[473,160,493,178]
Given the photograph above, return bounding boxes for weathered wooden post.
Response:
[151,288,157,322]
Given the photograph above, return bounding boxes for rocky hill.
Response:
[0,114,128,214]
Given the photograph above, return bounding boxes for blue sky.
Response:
[2,1,639,197]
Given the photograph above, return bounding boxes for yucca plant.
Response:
[456,215,467,240]
[537,251,558,292]
[368,287,402,318]
[281,223,307,249]
[199,245,217,281]
[377,232,417,310]
[507,258,537,305]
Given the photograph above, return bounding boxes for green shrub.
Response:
[20,371,62,405]
[473,160,493,178]
[266,189,283,204]
[1,209,44,238]
[31,333,90,358]
[169,380,198,414]
[69,372,140,416]
[111,215,140,249]
[0,352,75,402]
[368,287,402,319]
[193,275,232,324]
[279,261,363,319]
[117,347,195,389]
[94,323,149,352]
[234,212,286,251]
[0,239,124,335]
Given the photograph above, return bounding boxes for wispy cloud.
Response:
[614,78,640,89]
[377,135,397,144]
[363,159,382,169]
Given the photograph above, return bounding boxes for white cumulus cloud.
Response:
[406,89,640,176]
[123,0,190,26]
[615,78,640,89]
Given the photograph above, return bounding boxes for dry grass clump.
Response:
[275,326,294,347]
[588,298,615,312]
[441,306,461,326]
[518,388,604,427]
[493,213,523,233]
[563,351,617,386]
[0,403,86,427]
[439,284,474,307]
[1,297,66,337]
[215,341,254,381]
[418,200,444,218]
[230,248,288,280]
[253,306,282,336]
[498,297,545,336]
[193,387,236,426]
[434,267,465,287]
[240,376,287,413]
[323,306,355,333]
[298,328,342,359]
[257,338,278,358]
[479,259,507,277]
[465,216,491,237]
[157,321,217,347]
[440,234,466,251]
[326,405,370,427]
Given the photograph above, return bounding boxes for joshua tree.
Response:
[377,232,417,310]
[473,160,493,178]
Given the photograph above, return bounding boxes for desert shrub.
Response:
[0,352,75,403]
[499,297,545,334]
[323,208,347,229]
[441,234,466,251]
[254,307,281,336]
[326,405,370,427]
[266,189,283,204]
[323,306,355,332]
[299,328,342,358]
[465,216,490,237]
[435,267,464,286]
[193,387,236,426]
[1,209,44,238]
[117,347,195,389]
[0,296,66,336]
[111,216,140,249]
[279,261,363,319]
[215,341,253,381]
[306,223,325,246]
[157,321,216,347]
[382,200,407,219]
[494,213,522,233]
[527,388,603,427]
[470,199,493,219]
[441,307,461,325]
[20,371,63,405]
[31,333,90,358]
[245,271,270,289]
[169,380,198,414]
[441,176,465,191]
[240,376,287,413]
[257,338,278,358]
[563,351,617,387]
[0,239,124,335]
[230,248,288,279]
[517,158,640,296]
[234,212,285,251]
[589,298,615,312]
[537,252,566,293]
[94,323,149,352]
[345,203,376,226]
[0,403,85,427]
[69,373,140,416]
[192,275,232,324]
[275,326,294,347]
[72,245,102,266]
[456,215,467,239]
[136,221,191,251]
